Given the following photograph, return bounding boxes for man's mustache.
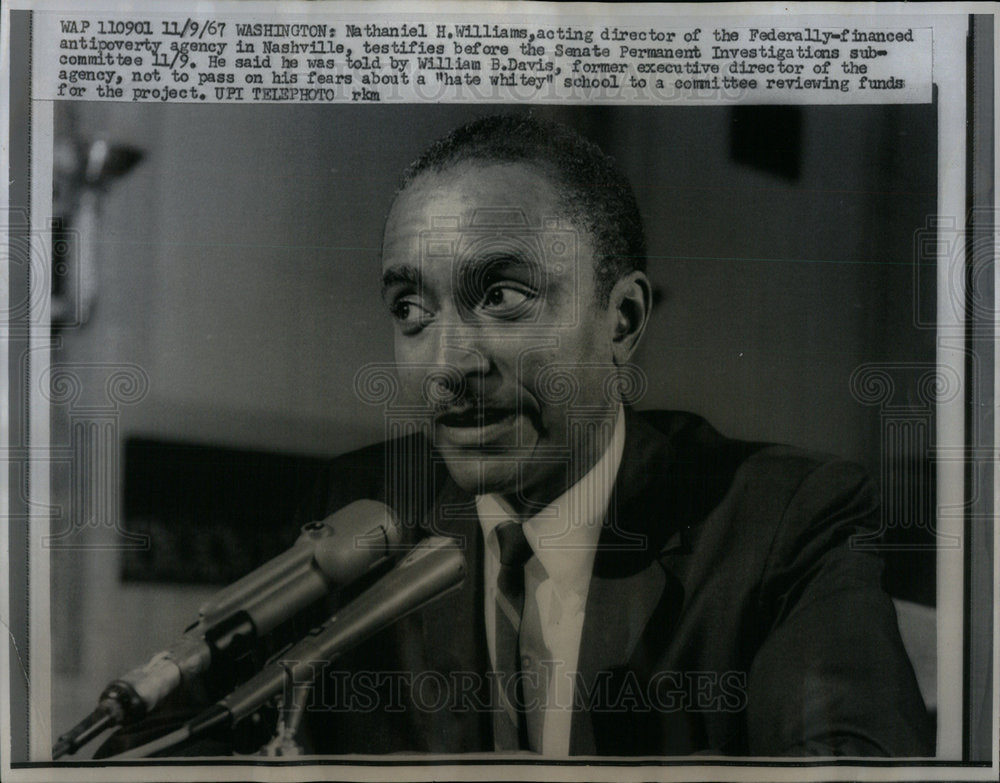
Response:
[420,370,517,413]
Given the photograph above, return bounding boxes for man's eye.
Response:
[479,284,532,316]
[390,298,432,330]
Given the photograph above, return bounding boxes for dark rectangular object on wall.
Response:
[121,438,330,585]
[730,105,803,179]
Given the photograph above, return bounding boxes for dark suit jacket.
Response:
[292,408,933,757]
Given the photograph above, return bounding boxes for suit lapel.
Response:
[570,409,689,755]
[570,562,669,754]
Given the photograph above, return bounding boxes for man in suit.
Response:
[293,114,934,757]
[97,113,932,759]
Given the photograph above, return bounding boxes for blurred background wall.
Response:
[48,102,937,740]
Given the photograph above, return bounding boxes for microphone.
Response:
[183,535,466,745]
[52,500,402,759]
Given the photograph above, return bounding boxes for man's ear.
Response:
[608,270,652,365]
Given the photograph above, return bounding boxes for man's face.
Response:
[380,161,621,511]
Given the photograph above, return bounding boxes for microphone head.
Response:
[309,500,402,586]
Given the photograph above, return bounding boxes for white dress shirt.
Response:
[476,406,626,755]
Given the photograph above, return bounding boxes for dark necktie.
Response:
[492,520,533,751]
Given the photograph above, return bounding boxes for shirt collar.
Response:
[477,406,626,589]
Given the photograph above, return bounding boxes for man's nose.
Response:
[425,325,493,403]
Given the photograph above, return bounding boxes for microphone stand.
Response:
[108,536,467,760]
[55,500,402,760]
[259,676,314,756]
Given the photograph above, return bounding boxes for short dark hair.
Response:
[401,114,646,306]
